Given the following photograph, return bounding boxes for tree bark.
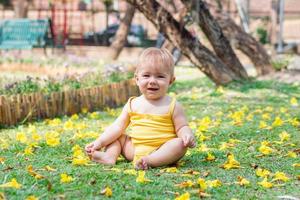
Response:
[13,0,29,18]
[126,0,242,85]
[215,13,274,75]
[183,0,248,79]
[107,3,135,60]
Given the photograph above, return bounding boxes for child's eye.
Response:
[158,75,165,78]
[142,74,150,77]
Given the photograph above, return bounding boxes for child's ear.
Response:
[135,73,139,85]
[169,76,176,85]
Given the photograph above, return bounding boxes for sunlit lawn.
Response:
[0,67,299,199]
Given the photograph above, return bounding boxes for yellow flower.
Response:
[0,178,22,189]
[72,155,89,166]
[205,152,216,161]
[258,178,273,188]
[207,179,222,188]
[123,169,137,175]
[290,97,298,106]
[16,132,27,143]
[0,157,5,164]
[272,116,284,127]
[45,165,56,171]
[24,146,34,155]
[258,145,274,155]
[262,113,271,120]
[279,131,290,142]
[64,120,74,130]
[45,132,60,147]
[71,114,79,120]
[136,171,151,183]
[31,132,41,141]
[26,195,39,200]
[222,153,240,169]
[256,168,271,178]
[292,163,300,167]
[175,192,190,200]
[197,178,207,191]
[27,165,44,179]
[198,144,210,152]
[273,172,289,182]
[104,186,112,197]
[289,118,300,127]
[48,118,62,126]
[60,173,73,183]
[286,151,297,158]
[237,176,250,186]
[89,112,99,119]
[246,113,253,121]
[259,121,270,129]
[165,167,178,173]
[175,180,194,188]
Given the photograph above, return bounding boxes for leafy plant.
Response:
[256,27,268,44]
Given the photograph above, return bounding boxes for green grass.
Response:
[0,74,299,199]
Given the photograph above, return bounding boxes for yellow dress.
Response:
[126,97,177,164]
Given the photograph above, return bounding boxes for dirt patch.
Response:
[258,69,300,84]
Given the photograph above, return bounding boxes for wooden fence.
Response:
[0,79,140,126]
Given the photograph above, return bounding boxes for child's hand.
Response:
[182,133,196,148]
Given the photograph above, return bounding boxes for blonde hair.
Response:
[136,47,175,77]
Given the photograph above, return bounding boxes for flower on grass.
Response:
[24,146,34,155]
[71,114,79,120]
[0,157,5,164]
[286,151,297,158]
[101,186,112,197]
[237,176,250,186]
[207,179,222,188]
[45,131,60,147]
[31,132,41,141]
[123,169,137,175]
[72,145,90,166]
[161,167,178,173]
[47,118,62,126]
[198,144,210,152]
[258,178,273,188]
[272,116,284,127]
[0,178,22,189]
[64,120,74,130]
[16,132,27,143]
[273,172,289,182]
[258,144,274,155]
[259,121,271,129]
[60,173,73,183]
[175,180,193,188]
[256,168,271,178]
[279,131,290,142]
[289,118,299,127]
[292,163,300,167]
[205,152,216,161]
[45,165,56,171]
[197,178,207,191]
[222,153,240,169]
[136,171,151,183]
[290,97,298,106]
[175,192,190,200]
[26,195,39,200]
[27,165,44,179]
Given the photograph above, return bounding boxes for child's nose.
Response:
[149,76,157,84]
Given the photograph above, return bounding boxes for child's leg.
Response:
[91,135,134,165]
[136,138,187,169]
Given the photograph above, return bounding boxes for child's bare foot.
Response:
[91,151,116,165]
[135,157,149,170]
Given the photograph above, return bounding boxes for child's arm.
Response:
[172,102,196,148]
[86,103,130,152]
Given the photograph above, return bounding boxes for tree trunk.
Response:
[107,3,135,60]
[215,13,274,75]
[183,0,248,79]
[13,0,29,18]
[126,0,242,85]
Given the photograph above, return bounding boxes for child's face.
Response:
[135,63,175,100]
